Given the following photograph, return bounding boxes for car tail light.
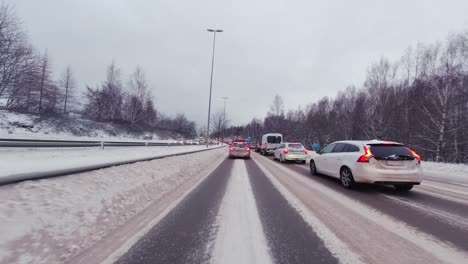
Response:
[229,147,235,151]
[406,147,421,164]
[245,147,250,151]
[304,149,308,154]
[357,146,373,163]
[284,149,289,154]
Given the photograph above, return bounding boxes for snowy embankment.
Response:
[0,110,178,141]
[422,161,468,183]
[0,145,219,180]
[0,147,226,264]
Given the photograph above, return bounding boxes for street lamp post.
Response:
[221,96,229,145]
[206,29,223,147]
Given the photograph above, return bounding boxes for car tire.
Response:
[310,160,318,175]
[394,184,414,191]
[340,167,356,189]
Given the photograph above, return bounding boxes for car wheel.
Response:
[340,167,356,189]
[310,160,318,175]
[394,184,414,191]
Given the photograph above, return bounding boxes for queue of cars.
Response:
[227,134,423,191]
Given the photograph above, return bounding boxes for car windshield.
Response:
[267,136,282,143]
[370,145,414,159]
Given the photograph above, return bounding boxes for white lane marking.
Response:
[253,155,365,264]
[260,156,468,264]
[211,160,273,264]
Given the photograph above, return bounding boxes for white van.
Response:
[261,133,283,155]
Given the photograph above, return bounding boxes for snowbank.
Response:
[0,145,219,179]
[422,161,468,182]
[0,148,226,264]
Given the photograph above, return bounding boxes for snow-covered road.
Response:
[116,153,468,264]
[1,149,468,264]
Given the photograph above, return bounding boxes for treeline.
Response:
[0,3,196,138]
[0,4,73,114]
[229,31,468,163]
[84,62,196,137]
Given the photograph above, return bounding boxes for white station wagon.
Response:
[309,140,422,191]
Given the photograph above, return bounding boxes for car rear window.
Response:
[267,136,282,143]
[288,143,304,149]
[369,145,413,159]
[233,142,248,148]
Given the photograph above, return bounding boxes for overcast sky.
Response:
[8,0,468,126]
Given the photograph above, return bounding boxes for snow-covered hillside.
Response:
[0,110,178,141]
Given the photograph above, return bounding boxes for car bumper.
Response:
[353,165,423,184]
[284,154,307,161]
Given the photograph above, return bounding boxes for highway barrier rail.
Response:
[0,138,186,148]
[0,143,224,186]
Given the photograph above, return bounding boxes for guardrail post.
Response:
[100,141,104,150]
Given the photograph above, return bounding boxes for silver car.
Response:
[229,142,251,159]
[274,142,308,163]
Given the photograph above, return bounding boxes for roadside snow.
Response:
[0,148,226,264]
[211,160,272,264]
[0,145,218,178]
[422,161,468,181]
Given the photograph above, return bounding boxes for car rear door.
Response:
[315,143,336,175]
[327,143,347,177]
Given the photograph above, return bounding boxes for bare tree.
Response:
[210,110,230,138]
[60,66,75,114]
[125,66,148,132]
[38,51,51,114]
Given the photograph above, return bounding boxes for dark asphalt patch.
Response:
[245,159,339,264]
[116,158,233,264]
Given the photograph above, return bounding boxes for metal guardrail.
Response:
[0,138,185,148]
[0,145,225,186]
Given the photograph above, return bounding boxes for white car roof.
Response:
[332,140,403,145]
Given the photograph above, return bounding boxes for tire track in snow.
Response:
[285,160,468,252]
[254,154,468,264]
[115,158,233,264]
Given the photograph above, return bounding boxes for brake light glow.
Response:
[406,147,421,164]
[245,147,250,151]
[229,147,235,151]
[357,146,373,163]
[304,149,308,154]
[284,149,289,154]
